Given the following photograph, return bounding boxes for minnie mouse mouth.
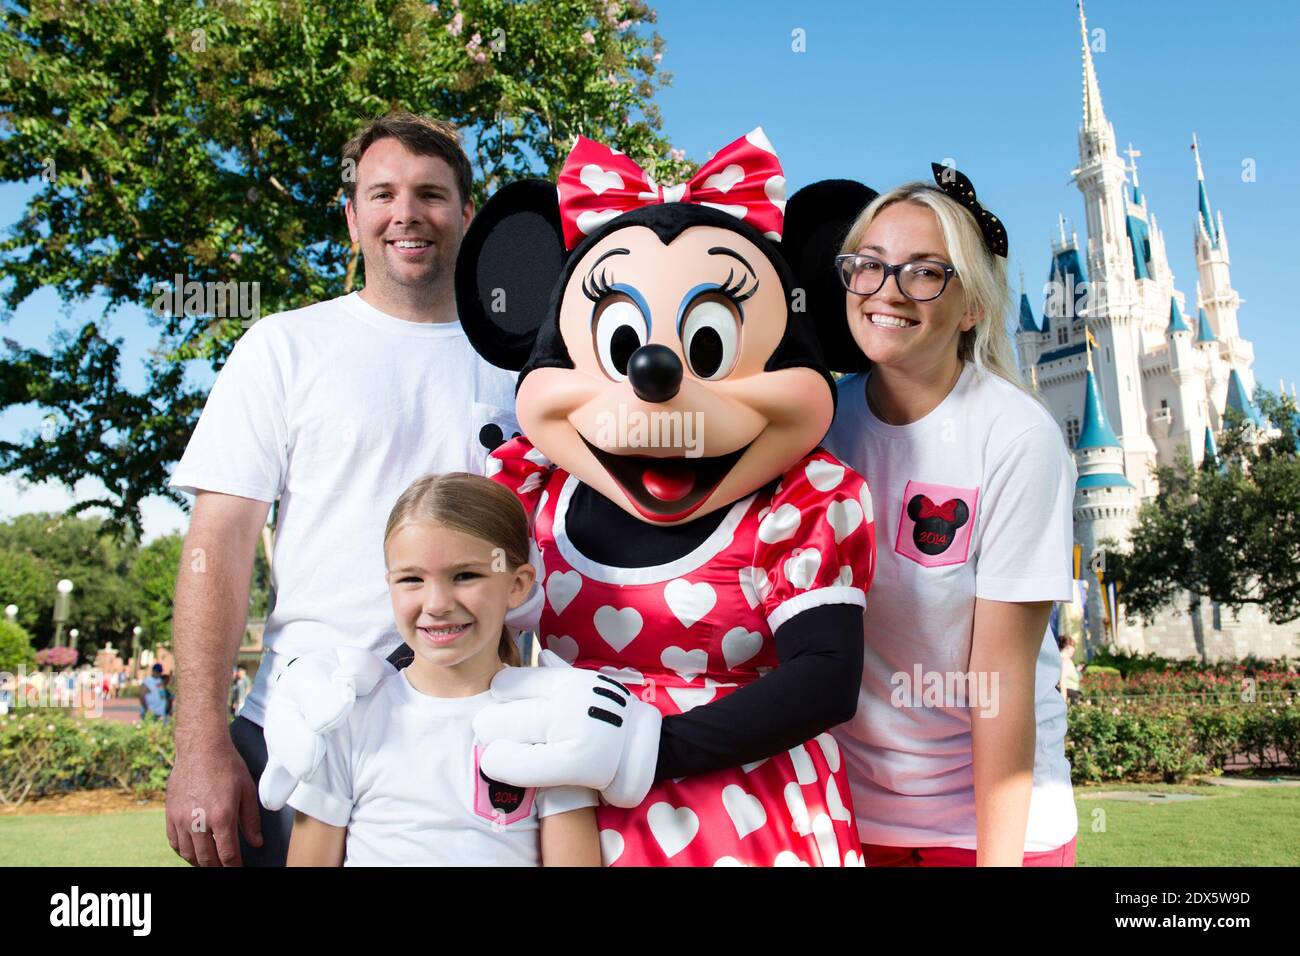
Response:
[580,437,749,521]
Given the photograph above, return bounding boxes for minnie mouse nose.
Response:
[628,344,683,403]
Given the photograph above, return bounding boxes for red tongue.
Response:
[642,461,696,502]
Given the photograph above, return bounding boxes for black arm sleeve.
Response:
[653,602,864,782]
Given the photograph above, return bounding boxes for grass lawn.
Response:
[0,810,185,867]
[1074,783,1300,867]
[0,784,1295,866]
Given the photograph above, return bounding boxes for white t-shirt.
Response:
[822,363,1078,852]
[286,669,597,866]
[169,292,519,726]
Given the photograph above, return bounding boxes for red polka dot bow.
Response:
[556,127,788,251]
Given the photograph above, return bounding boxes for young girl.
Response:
[821,168,1078,866]
[284,472,601,866]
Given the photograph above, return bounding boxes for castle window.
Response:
[1066,417,1080,447]
[1058,323,1068,345]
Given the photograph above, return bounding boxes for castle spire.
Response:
[1192,132,1217,246]
[1079,0,1107,133]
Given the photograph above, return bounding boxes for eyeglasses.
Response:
[835,254,958,302]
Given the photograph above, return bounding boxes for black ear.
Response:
[906,495,925,521]
[951,499,970,529]
[454,179,566,371]
[782,179,878,375]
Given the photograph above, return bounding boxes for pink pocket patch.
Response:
[894,480,978,569]
[472,744,535,826]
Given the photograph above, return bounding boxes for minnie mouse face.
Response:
[453,138,876,526]
[905,494,970,555]
[517,211,834,523]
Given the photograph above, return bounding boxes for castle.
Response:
[1014,3,1296,660]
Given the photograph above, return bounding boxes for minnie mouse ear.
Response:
[782,179,878,375]
[454,179,566,371]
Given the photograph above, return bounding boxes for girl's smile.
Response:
[385,520,535,697]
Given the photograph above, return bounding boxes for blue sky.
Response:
[2,0,1297,538]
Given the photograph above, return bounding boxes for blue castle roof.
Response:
[1196,308,1217,343]
[1225,368,1263,427]
[1167,298,1190,334]
[1077,472,1135,490]
[1076,367,1122,450]
[1198,179,1218,247]
[1203,425,1219,464]
[1044,245,1089,333]
[1019,293,1040,333]
[1127,214,1152,280]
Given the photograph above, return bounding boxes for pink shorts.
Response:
[862,836,1076,867]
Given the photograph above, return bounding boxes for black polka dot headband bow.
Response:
[929,162,1008,259]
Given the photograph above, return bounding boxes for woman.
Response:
[820,166,1078,866]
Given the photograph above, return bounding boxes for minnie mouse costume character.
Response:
[263,129,881,866]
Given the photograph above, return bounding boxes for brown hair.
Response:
[384,472,530,667]
[342,111,474,207]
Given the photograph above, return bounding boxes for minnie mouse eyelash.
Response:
[718,267,758,303]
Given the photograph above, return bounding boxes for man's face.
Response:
[346,137,473,293]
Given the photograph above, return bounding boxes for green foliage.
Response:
[1066,700,1299,783]
[1106,388,1300,625]
[128,533,183,649]
[0,513,138,649]
[0,710,175,803]
[0,618,36,673]
[0,513,267,651]
[0,547,52,633]
[1,0,678,536]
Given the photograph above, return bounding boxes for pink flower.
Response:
[670,148,685,162]
[447,11,463,35]
[653,53,662,63]
[582,30,595,45]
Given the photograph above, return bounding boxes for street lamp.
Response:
[132,626,143,678]
[53,579,74,647]
[3,604,16,623]
[68,628,80,655]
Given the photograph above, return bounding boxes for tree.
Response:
[1,0,682,536]
[0,512,140,651]
[1109,389,1300,625]
[129,533,183,651]
[0,545,52,633]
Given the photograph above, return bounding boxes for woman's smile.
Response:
[417,621,473,645]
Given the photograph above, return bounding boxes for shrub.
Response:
[0,620,37,673]
[0,709,174,804]
[1067,700,1299,783]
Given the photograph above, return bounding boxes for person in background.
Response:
[1059,636,1080,706]
[141,664,169,723]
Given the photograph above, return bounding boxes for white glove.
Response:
[472,650,663,808]
[258,646,394,811]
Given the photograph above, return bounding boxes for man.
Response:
[165,112,519,867]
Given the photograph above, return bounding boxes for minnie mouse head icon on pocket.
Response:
[895,481,978,568]
[472,744,535,826]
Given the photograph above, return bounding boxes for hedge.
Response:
[1066,701,1299,784]
[0,709,173,804]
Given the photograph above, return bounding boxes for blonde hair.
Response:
[384,472,529,667]
[840,182,1032,397]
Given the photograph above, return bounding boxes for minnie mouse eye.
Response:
[680,296,740,380]
[594,298,648,381]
